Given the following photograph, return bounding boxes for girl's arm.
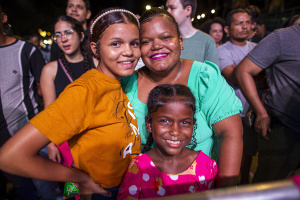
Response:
[0,123,111,197]
[212,114,243,188]
[40,61,62,163]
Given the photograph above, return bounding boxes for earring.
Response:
[181,46,184,50]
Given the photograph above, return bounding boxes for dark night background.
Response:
[1,0,300,38]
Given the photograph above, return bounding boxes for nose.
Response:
[151,39,163,51]
[169,123,182,136]
[122,44,133,56]
[167,8,171,13]
[61,34,68,42]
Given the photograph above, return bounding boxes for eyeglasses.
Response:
[52,29,75,42]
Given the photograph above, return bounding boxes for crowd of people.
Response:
[0,0,299,199]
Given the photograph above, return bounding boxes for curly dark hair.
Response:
[200,17,226,44]
[54,15,92,80]
[143,84,197,153]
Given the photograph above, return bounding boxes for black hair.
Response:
[245,5,261,24]
[54,15,92,80]
[139,7,180,37]
[283,14,300,28]
[180,0,197,19]
[89,7,139,60]
[225,8,248,27]
[143,84,197,152]
[200,17,226,44]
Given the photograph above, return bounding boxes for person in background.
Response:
[122,7,243,188]
[245,5,262,43]
[283,14,300,27]
[29,34,51,63]
[0,4,63,200]
[166,0,219,65]
[50,0,92,61]
[255,19,271,38]
[217,8,267,185]
[200,17,226,47]
[236,24,300,183]
[117,84,217,199]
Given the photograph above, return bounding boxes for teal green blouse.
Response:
[122,61,242,160]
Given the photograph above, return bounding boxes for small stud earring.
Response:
[181,46,184,50]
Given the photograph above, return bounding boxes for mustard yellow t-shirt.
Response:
[30,69,141,188]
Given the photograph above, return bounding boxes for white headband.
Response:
[90,9,140,35]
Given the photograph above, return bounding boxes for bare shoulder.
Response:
[41,61,58,77]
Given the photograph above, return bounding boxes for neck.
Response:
[230,38,247,46]
[82,22,87,31]
[64,49,84,63]
[179,20,197,38]
[0,33,16,47]
[142,59,183,85]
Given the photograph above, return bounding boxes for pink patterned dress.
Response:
[117,151,217,199]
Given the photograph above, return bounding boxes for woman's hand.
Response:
[77,175,112,199]
[47,142,62,163]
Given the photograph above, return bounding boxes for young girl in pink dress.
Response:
[117,84,217,199]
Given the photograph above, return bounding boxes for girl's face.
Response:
[92,23,140,80]
[146,101,194,157]
[140,16,183,74]
[54,21,83,56]
[209,23,223,44]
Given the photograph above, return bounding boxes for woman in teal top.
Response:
[122,8,243,188]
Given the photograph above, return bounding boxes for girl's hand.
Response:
[47,142,62,163]
[77,175,112,199]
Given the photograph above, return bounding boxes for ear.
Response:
[179,35,183,50]
[80,32,84,42]
[86,10,91,20]
[224,26,230,35]
[90,42,98,56]
[185,5,192,18]
[1,12,8,24]
[145,116,152,133]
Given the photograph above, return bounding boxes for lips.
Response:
[150,53,168,60]
[63,45,71,50]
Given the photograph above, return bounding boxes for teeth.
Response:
[152,54,166,58]
[120,61,132,64]
[166,140,180,144]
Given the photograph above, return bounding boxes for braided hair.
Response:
[54,15,92,81]
[143,84,197,153]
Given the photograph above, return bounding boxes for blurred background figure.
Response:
[283,14,300,27]
[29,34,50,63]
[200,17,227,47]
[246,5,262,43]
[255,19,271,38]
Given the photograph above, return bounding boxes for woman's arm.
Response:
[212,114,243,188]
[40,61,62,163]
[0,123,110,197]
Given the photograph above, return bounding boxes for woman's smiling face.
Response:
[140,16,183,74]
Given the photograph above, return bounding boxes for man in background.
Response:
[166,0,219,65]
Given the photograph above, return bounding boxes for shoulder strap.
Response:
[58,59,73,83]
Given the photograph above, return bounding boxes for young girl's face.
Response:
[54,21,83,56]
[146,101,194,156]
[93,23,140,80]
